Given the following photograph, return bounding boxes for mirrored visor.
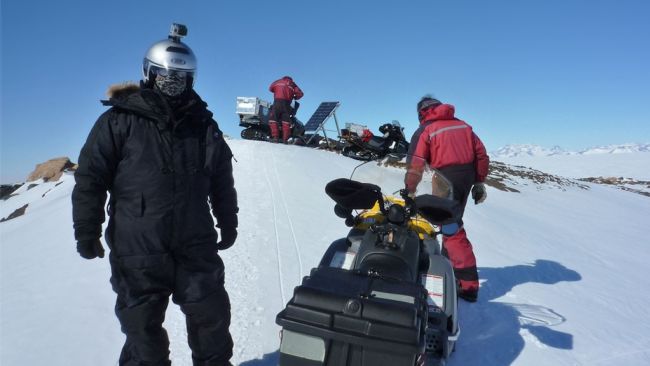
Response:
[149,65,194,79]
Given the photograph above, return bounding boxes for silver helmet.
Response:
[142,23,197,96]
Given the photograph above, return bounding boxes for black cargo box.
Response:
[276,266,428,366]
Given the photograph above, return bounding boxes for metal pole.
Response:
[332,112,342,140]
[321,125,331,149]
[306,132,317,146]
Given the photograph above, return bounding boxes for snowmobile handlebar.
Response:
[325,178,384,212]
[325,175,462,232]
[399,188,417,217]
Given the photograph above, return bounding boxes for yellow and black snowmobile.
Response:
[276,156,462,366]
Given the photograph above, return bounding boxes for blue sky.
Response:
[1,0,649,183]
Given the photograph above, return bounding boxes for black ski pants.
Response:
[439,163,475,222]
[270,99,293,123]
[109,243,233,366]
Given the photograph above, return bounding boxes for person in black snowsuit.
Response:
[71,24,238,366]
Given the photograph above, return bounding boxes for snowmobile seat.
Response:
[354,229,421,283]
[367,136,386,150]
[355,254,413,282]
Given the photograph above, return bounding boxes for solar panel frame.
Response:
[304,102,340,132]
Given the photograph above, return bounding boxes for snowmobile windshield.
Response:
[349,155,453,201]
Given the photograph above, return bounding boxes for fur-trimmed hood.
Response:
[101,81,213,127]
[101,81,166,122]
[106,82,141,100]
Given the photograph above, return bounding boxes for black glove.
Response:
[216,227,237,251]
[471,183,487,204]
[77,239,105,259]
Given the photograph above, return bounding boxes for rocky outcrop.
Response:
[1,184,23,200]
[26,157,77,182]
[0,204,28,222]
[383,160,589,193]
[487,161,589,192]
[579,176,650,197]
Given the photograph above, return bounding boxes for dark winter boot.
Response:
[458,288,478,302]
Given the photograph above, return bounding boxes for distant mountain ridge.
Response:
[491,143,650,158]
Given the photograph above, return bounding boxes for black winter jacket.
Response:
[72,84,238,255]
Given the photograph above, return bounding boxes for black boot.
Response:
[458,288,478,302]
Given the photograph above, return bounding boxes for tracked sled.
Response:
[236,96,305,142]
[276,157,462,366]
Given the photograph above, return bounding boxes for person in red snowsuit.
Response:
[268,76,303,143]
[405,96,489,302]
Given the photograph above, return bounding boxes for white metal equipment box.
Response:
[236,97,271,116]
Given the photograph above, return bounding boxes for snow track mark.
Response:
[270,148,304,281]
[262,152,287,306]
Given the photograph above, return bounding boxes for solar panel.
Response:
[304,102,340,132]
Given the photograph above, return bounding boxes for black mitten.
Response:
[216,227,238,250]
[77,239,105,259]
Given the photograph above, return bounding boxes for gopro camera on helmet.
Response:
[142,23,198,95]
[169,23,188,41]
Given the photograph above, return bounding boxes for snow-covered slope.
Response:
[2,139,650,366]
[491,143,650,181]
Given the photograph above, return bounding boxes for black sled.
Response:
[341,121,409,162]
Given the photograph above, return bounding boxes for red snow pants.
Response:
[443,227,479,293]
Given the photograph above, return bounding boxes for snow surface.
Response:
[2,139,650,366]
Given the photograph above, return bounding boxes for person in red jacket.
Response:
[268,76,303,143]
[405,96,489,302]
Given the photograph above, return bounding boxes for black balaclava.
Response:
[154,73,187,97]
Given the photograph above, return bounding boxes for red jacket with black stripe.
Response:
[408,104,489,182]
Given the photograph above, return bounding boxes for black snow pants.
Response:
[270,99,293,123]
[109,244,233,366]
[439,163,475,221]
